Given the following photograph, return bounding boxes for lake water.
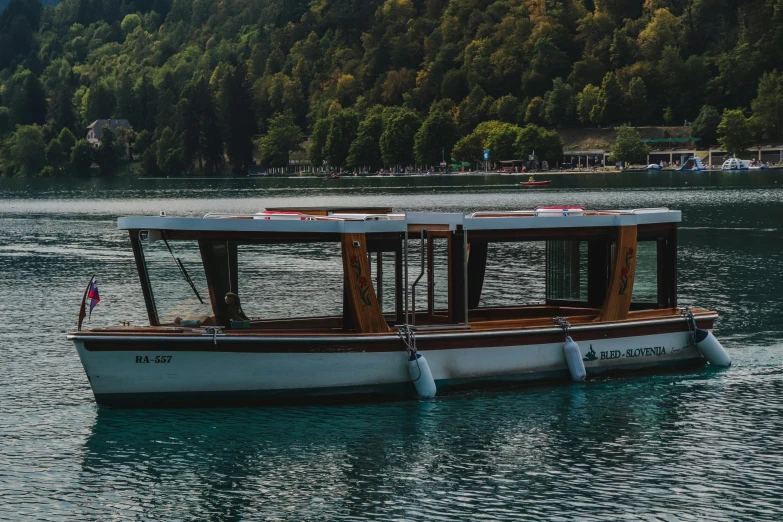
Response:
[1,174,783,520]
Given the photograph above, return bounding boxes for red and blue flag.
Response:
[88,279,100,318]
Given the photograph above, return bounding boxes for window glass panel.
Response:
[423,237,449,314]
[236,243,343,320]
[142,238,212,324]
[479,242,546,307]
[373,251,396,315]
[632,241,658,302]
[546,240,588,302]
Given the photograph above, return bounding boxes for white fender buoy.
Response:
[563,336,586,382]
[408,353,437,398]
[694,329,731,367]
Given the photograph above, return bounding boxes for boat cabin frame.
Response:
[119,207,680,335]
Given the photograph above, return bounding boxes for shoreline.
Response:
[136,166,783,180]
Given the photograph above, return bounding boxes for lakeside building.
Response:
[86,119,132,160]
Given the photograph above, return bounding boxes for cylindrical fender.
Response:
[408,353,437,398]
[694,329,731,367]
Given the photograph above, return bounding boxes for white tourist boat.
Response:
[68,206,730,407]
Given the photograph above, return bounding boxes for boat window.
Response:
[479,242,546,307]
[140,237,212,324]
[632,240,658,305]
[429,237,450,315]
[234,242,343,320]
[545,240,588,303]
[373,251,397,316]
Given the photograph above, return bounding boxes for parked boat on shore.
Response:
[68,206,730,407]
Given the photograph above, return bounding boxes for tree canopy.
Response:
[2,0,783,176]
[611,126,649,166]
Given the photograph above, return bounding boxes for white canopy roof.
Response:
[117,208,681,234]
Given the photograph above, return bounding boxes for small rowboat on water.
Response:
[520,180,551,186]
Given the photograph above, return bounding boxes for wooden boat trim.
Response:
[68,312,717,344]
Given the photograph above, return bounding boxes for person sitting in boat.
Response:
[225,292,249,321]
[528,175,535,182]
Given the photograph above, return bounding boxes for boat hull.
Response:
[72,326,708,408]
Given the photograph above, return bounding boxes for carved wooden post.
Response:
[341,233,389,333]
[598,225,638,322]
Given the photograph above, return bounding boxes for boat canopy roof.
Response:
[117,207,681,234]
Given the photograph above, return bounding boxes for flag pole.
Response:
[78,275,95,332]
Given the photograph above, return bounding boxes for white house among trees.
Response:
[86,119,132,159]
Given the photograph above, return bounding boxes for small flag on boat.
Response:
[88,279,100,318]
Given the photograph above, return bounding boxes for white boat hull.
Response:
[73,330,705,407]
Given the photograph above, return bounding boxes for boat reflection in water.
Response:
[68,206,730,408]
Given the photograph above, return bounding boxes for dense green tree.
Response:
[515,125,564,164]
[258,111,303,168]
[347,114,384,170]
[8,69,46,127]
[121,14,142,34]
[380,109,421,166]
[69,140,94,176]
[611,126,649,166]
[156,127,186,176]
[524,96,545,126]
[457,86,492,134]
[134,129,152,155]
[592,72,625,125]
[324,109,359,169]
[718,109,753,156]
[215,64,256,175]
[577,85,600,125]
[637,8,683,61]
[543,79,574,127]
[96,126,121,176]
[414,108,459,166]
[691,105,721,146]
[57,128,76,156]
[308,117,330,169]
[0,107,10,136]
[45,138,66,173]
[183,76,224,174]
[0,0,780,178]
[626,77,648,126]
[81,81,116,126]
[473,121,523,162]
[750,70,783,141]
[8,124,46,177]
[452,133,483,164]
[491,95,522,125]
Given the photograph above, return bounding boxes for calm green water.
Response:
[1,175,783,520]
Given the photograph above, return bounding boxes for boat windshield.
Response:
[234,242,343,320]
[140,237,213,324]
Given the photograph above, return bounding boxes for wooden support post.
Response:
[341,233,389,333]
[427,233,434,316]
[395,242,403,324]
[467,240,488,309]
[130,233,159,326]
[598,226,638,322]
[450,228,466,323]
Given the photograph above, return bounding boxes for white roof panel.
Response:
[117,209,680,234]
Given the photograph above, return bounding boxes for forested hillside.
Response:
[1,0,783,176]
